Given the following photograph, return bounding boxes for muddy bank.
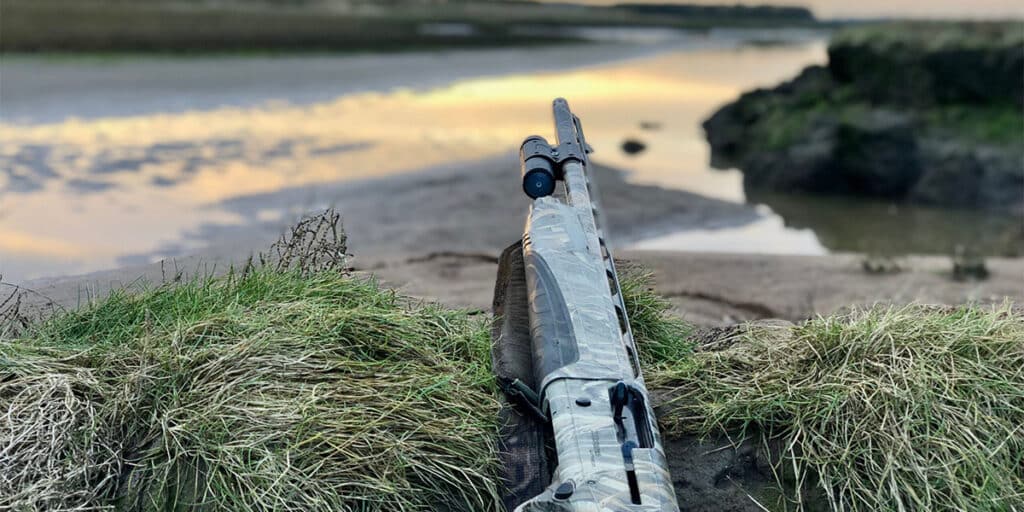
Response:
[29,235,1014,329]
[370,249,1024,326]
[13,154,1023,324]
[10,155,758,315]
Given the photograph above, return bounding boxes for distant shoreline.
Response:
[0,41,667,123]
[1,29,827,124]
[0,0,825,54]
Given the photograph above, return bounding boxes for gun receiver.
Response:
[513,99,680,512]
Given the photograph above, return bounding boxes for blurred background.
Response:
[0,0,1022,289]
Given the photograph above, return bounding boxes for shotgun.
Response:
[500,98,680,512]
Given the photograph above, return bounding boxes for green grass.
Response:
[0,262,689,511]
[0,0,567,53]
[729,21,1024,156]
[831,21,1024,52]
[4,236,1022,511]
[652,303,1024,511]
[752,104,822,151]
[1,270,503,511]
[749,96,1023,151]
[922,104,1024,146]
[618,263,694,365]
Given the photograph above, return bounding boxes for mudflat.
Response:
[14,155,1021,326]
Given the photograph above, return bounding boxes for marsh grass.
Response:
[831,22,1024,52]
[618,263,694,365]
[3,212,1020,511]
[0,242,687,511]
[1,270,503,511]
[653,303,1024,511]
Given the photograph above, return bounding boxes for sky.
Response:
[550,0,1024,20]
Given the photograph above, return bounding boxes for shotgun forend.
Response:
[513,99,680,512]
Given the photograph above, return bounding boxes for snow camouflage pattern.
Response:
[513,99,679,512]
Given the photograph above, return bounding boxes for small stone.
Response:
[621,139,647,155]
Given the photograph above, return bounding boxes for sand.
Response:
[377,249,1023,325]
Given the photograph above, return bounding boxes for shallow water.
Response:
[0,29,1017,283]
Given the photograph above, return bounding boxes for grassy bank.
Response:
[0,207,691,510]
[1,270,503,510]
[0,0,821,53]
[0,260,690,510]
[2,221,1021,510]
[654,303,1024,511]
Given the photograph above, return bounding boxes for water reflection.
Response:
[1,38,827,281]
[745,190,1024,257]
[10,35,1007,283]
[634,209,827,254]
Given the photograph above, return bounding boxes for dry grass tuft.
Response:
[265,207,349,276]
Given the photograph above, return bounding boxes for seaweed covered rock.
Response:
[828,23,1024,107]
[703,22,1024,213]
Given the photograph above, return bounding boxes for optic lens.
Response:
[523,169,556,199]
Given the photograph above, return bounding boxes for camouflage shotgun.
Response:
[496,99,679,512]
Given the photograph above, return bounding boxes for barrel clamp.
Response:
[521,135,588,170]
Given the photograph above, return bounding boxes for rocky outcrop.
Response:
[703,22,1024,214]
[828,24,1024,108]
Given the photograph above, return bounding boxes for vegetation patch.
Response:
[0,229,688,511]
[830,21,1024,52]
[618,263,694,366]
[3,215,1020,511]
[920,103,1024,146]
[1,269,503,511]
[653,303,1024,511]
